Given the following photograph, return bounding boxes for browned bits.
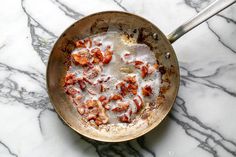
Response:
[142,85,152,96]
[157,95,165,106]
[159,65,166,74]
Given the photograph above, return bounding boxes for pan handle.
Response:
[167,0,236,43]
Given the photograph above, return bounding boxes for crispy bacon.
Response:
[85,100,98,109]
[103,48,113,64]
[83,77,93,85]
[128,84,138,95]
[94,41,102,46]
[100,84,104,92]
[65,87,78,97]
[142,85,152,96]
[116,82,127,96]
[112,102,129,112]
[110,94,123,101]
[64,73,76,86]
[124,76,136,84]
[98,95,106,102]
[75,40,86,48]
[119,114,131,123]
[77,79,86,90]
[87,89,96,95]
[134,60,144,68]
[87,113,97,121]
[141,65,148,78]
[72,53,89,66]
[84,38,92,48]
[95,118,103,125]
[91,48,103,63]
[133,95,143,113]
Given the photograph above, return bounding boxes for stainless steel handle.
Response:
[167,0,236,43]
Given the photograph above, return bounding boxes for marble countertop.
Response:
[1,0,236,156]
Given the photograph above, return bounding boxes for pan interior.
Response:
[47,11,180,142]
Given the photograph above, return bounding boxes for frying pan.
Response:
[47,0,236,142]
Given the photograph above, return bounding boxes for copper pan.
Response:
[46,0,235,142]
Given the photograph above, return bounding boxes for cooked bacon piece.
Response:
[84,38,92,48]
[95,117,103,125]
[98,96,109,107]
[112,102,129,112]
[72,53,89,66]
[128,84,138,95]
[100,84,105,92]
[110,94,123,101]
[141,65,148,78]
[77,105,85,115]
[65,87,78,97]
[124,76,136,84]
[64,73,77,86]
[75,40,86,48]
[98,95,106,102]
[103,103,110,110]
[99,113,109,124]
[133,95,143,113]
[87,88,96,95]
[119,114,131,123]
[103,48,113,64]
[91,48,103,63]
[83,77,94,85]
[116,82,128,96]
[134,60,144,68]
[65,73,75,81]
[86,66,100,79]
[73,95,83,105]
[77,79,86,91]
[87,113,97,121]
[85,100,98,109]
[142,85,152,96]
[124,53,130,57]
[94,41,102,46]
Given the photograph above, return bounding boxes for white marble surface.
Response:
[0,0,236,156]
